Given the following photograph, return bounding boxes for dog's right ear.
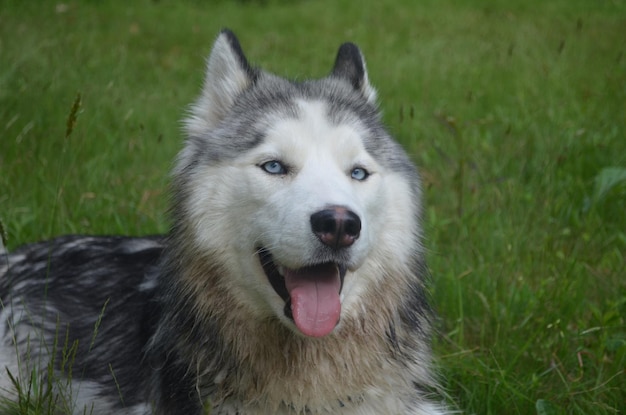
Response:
[331,43,377,105]
[185,29,256,137]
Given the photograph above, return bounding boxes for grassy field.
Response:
[1,0,625,414]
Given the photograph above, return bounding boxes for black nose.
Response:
[310,207,361,249]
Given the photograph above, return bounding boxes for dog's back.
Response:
[0,235,163,414]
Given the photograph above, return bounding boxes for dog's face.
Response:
[231,99,388,337]
[174,30,420,338]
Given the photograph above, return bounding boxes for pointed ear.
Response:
[331,43,377,104]
[185,29,256,137]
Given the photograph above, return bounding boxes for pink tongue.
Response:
[283,263,341,337]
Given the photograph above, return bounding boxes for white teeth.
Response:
[277,265,285,276]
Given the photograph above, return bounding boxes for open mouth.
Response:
[258,248,346,338]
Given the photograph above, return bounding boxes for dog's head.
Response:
[173,30,422,338]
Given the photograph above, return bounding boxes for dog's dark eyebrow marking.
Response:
[250,130,265,148]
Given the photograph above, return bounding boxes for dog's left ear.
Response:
[331,43,377,104]
[185,29,256,137]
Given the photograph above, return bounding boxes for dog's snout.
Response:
[310,207,361,249]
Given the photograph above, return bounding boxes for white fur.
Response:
[0,307,21,397]
[61,380,150,415]
[181,98,420,341]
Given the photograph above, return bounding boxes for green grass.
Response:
[1,0,625,413]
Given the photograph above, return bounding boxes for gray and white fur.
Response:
[1,30,448,414]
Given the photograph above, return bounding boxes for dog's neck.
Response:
[160,250,433,413]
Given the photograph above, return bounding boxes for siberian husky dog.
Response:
[0,30,448,414]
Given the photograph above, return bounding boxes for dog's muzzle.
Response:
[257,205,359,338]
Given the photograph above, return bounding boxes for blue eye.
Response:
[261,160,288,175]
[351,167,369,181]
